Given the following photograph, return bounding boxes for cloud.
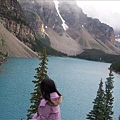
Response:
[76,1,120,31]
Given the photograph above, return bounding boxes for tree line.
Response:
[110,60,120,73]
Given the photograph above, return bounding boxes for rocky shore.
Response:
[0,55,7,66]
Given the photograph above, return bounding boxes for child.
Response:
[30,78,62,120]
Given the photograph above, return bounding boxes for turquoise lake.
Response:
[0,56,120,120]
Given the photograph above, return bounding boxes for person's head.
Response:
[40,78,61,102]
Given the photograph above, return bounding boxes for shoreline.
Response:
[0,56,7,66]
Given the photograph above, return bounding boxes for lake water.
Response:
[0,56,120,120]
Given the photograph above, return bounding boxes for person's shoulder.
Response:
[50,92,59,98]
[51,95,63,106]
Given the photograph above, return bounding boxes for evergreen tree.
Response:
[86,70,114,120]
[104,70,114,120]
[27,47,49,118]
[86,80,105,120]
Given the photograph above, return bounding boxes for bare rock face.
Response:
[0,0,35,50]
[84,18,115,44]
[0,23,37,58]
[19,0,64,36]
[0,0,119,56]
[18,0,120,55]
[58,1,115,44]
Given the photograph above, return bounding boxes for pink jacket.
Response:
[31,92,61,120]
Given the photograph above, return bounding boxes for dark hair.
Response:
[40,78,61,103]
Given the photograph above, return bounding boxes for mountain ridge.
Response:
[0,0,120,59]
[0,23,37,58]
[19,0,120,55]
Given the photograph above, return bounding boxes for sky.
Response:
[76,1,120,31]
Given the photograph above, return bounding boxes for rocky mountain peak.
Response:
[58,1,115,44]
[0,0,36,50]
[0,0,120,57]
[18,0,120,55]
[0,0,27,23]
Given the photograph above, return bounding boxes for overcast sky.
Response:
[76,1,120,31]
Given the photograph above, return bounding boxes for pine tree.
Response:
[104,70,114,120]
[86,70,114,120]
[27,47,49,118]
[86,80,105,120]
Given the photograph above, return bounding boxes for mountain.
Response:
[0,23,37,57]
[0,0,120,59]
[18,0,120,56]
[0,0,37,58]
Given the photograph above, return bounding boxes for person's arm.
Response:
[47,96,63,106]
